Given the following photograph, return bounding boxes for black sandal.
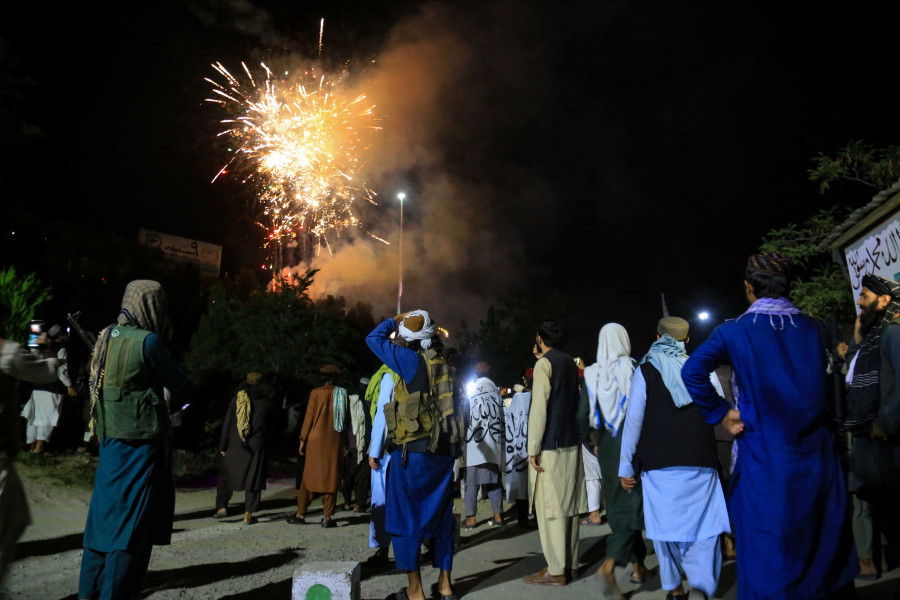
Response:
[286,515,307,524]
[431,582,458,600]
[387,588,410,600]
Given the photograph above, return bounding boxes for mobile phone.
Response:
[27,320,44,349]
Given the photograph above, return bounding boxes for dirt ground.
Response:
[6,464,900,600]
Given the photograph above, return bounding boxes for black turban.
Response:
[862,273,900,299]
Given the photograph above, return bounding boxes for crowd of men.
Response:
[1,250,899,600]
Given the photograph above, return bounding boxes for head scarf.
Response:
[583,323,634,436]
[88,280,172,432]
[641,334,692,407]
[846,274,900,430]
[398,310,437,350]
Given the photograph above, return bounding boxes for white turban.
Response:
[398,310,437,350]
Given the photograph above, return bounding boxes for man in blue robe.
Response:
[366,310,459,600]
[682,253,857,600]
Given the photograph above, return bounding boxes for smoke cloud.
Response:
[289,3,565,330]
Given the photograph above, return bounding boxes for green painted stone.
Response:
[305,583,332,600]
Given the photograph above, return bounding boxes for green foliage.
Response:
[809,140,900,194]
[0,266,51,342]
[185,269,377,447]
[462,292,572,385]
[759,207,854,322]
[188,269,356,383]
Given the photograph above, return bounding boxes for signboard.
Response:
[844,209,900,303]
[139,229,222,277]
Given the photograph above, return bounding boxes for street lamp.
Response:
[397,192,406,314]
[698,311,710,321]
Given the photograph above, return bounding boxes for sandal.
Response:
[629,564,650,584]
[321,518,336,528]
[286,515,307,525]
[431,582,458,600]
[388,588,410,600]
[580,518,604,526]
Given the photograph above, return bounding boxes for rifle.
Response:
[67,311,97,351]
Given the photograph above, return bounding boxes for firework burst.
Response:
[206,60,381,258]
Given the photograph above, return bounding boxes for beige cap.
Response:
[658,316,689,341]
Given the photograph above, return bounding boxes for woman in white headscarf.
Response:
[583,323,649,591]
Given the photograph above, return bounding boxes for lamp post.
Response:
[397,192,405,314]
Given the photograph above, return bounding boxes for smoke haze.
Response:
[294,3,562,329]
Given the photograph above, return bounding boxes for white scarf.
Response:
[398,310,436,349]
[349,394,366,463]
[583,323,634,437]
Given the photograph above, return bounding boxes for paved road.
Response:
[7,478,899,599]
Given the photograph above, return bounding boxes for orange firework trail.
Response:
[205,60,381,254]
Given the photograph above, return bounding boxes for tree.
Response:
[759,207,854,323]
[809,140,900,194]
[0,266,51,343]
[461,292,572,385]
[184,269,378,448]
[758,141,900,323]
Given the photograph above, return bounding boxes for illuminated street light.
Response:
[698,311,710,321]
[397,192,406,314]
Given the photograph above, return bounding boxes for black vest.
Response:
[541,348,580,451]
[633,362,718,473]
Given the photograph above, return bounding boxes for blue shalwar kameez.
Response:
[682,299,857,600]
[366,319,456,572]
[79,333,186,600]
[620,368,730,597]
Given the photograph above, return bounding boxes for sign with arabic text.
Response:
[139,229,222,277]
[844,209,900,303]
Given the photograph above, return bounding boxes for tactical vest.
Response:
[93,325,167,440]
[383,349,458,453]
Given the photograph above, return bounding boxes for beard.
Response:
[859,301,885,335]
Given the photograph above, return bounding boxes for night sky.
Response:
[2,1,898,359]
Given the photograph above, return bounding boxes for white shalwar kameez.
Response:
[21,347,70,443]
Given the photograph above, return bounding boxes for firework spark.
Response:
[206,60,381,255]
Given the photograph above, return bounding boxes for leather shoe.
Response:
[523,568,566,586]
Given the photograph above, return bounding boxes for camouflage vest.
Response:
[383,349,458,452]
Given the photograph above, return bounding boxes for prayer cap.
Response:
[320,364,342,375]
[246,372,262,385]
[658,316,689,341]
[862,273,900,299]
[48,324,63,339]
[746,252,791,276]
